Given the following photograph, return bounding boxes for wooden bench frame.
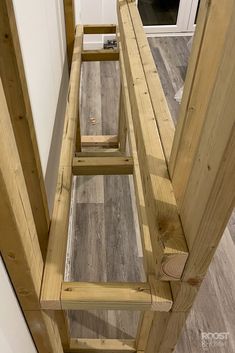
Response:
[1,1,235,353]
[40,21,178,351]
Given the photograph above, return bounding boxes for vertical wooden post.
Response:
[0,78,64,353]
[145,1,235,352]
[63,0,76,70]
[169,0,234,208]
[118,84,127,152]
[0,0,50,260]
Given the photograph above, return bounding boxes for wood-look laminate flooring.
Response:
[65,61,145,339]
[65,37,235,351]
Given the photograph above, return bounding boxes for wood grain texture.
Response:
[63,0,75,68]
[66,33,235,348]
[61,282,152,310]
[118,0,188,281]
[170,0,234,208]
[0,79,63,353]
[41,25,83,310]
[148,37,190,125]
[83,25,117,34]
[82,50,119,62]
[69,339,135,351]
[145,1,235,352]
[81,135,118,148]
[72,156,134,175]
[118,85,127,152]
[119,44,155,276]
[0,0,49,259]
[128,2,175,163]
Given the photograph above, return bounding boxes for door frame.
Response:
[136,0,199,35]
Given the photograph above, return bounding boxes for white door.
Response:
[136,0,200,35]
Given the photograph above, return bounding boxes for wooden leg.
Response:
[136,311,154,352]
[118,84,127,153]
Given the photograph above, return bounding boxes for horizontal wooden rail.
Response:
[81,135,118,148]
[117,0,188,281]
[119,44,155,276]
[61,279,172,311]
[76,150,123,157]
[67,339,136,352]
[41,25,83,310]
[82,49,119,62]
[72,156,134,175]
[127,2,175,163]
[84,24,117,34]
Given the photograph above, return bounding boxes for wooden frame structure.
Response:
[0,0,235,353]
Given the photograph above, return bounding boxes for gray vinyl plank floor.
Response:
[65,37,235,351]
[66,60,144,339]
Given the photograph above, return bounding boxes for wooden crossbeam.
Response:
[76,150,123,157]
[61,280,172,311]
[82,49,119,62]
[117,0,188,281]
[72,156,134,175]
[67,339,136,352]
[81,135,118,148]
[83,24,117,34]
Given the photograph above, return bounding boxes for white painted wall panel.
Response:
[12,0,67,176]
[0,257,37,353]
[74,0,117,49]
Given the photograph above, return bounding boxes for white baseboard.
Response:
[146,31,194,37]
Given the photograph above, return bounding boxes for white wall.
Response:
[0,257,37,353]
[12,0,69,212]
[0,2,69,352]
[74,0,117,49]
[12,0,67,176]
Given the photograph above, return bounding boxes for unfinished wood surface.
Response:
[62,280,172,311]
[179,5,235,280]
[169,0,234,207]
[81,135,118,148]
[69,339,135,351]
[76,150,122,157]
[65,59,144,338]
[84,25,117,34]
[67,35,235,351]
[0,0,49,259]
[147,37,190,125]
[41,26,83,310]
[145,2,235,352]
[0,79,63,353]
[119,45,155,276]
[25,310,65,353]
[0,78,43,311]
[75,27,83,152]
[82,50,119,62]
[61,282,152,310]
[63,0,75,68]
[72,156,133,175]
[118,85,127,152]
[127,2,175,163]
[118,0,188,281]
[136,311,154,351]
